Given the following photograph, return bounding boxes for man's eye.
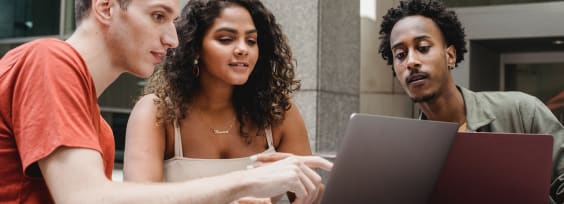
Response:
[395,52,406,59]
[418,46,430,53]
[152,13,165,22]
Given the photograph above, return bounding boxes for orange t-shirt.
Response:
[0,38,115,203]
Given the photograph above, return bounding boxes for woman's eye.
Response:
[247,38,257,45]
[218,37,233,43]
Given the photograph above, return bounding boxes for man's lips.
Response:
[406,72,429,85]
[151,51,166,63]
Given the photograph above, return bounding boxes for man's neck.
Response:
[66,21,123,98]
[418,85,466,125]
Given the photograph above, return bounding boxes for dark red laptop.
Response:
[430,132,553,204]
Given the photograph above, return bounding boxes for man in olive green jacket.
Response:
[378,0,564,202]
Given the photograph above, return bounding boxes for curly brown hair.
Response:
[144,0,300,141]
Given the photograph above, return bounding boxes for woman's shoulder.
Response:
[272,100,306,135]
[130,94,161,118]
[135,94,159,107]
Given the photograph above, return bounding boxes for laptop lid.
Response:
[321,113,458,204]
[430,132,553,204]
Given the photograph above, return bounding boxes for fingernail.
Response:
[249,155,257,162]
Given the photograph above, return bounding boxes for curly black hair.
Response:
[378,0,467,69]
[144,0,300,142]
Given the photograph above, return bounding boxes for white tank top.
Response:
[163,121,276,182]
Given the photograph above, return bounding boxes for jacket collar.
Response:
[459,86,496,131]
[419,86,495,131]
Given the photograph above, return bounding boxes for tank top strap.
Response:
[173,120,184,157]
[265,127,275,150]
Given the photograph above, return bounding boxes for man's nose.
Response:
[406,51,421,70]
[162,25,179,49]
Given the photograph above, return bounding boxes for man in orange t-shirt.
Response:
[0,38,116,203]
[0,0,332,203]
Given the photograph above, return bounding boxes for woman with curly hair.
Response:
[123,0,326,203]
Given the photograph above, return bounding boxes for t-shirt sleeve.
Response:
[11,41,103,177]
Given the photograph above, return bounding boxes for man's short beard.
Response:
[411,93,437,103]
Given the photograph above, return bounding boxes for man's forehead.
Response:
[390,15,442,45]
[137,0,180,15]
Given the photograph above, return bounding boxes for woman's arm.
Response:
[275,100,312,156]
[274,100,323,203]
[123,94,167,182]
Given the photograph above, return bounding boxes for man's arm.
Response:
[39,147,332,203]
[39,147,242,203]
[526,98,564,202]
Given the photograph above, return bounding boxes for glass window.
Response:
[98,74,145,110]
[101,111,130,163]
[99,74,146,164]
[63,0,76,35]
[0,42,23,58]
[0,0,61,39]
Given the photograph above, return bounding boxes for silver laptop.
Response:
[321,113,458,204]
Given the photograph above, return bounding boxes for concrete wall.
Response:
[360,0,415,118]
[263,0,360,154]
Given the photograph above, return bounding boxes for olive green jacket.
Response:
[421,86,564,203]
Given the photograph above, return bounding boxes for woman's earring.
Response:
[448,64,454,70]
[193,58,200,77]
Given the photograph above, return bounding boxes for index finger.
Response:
[299,156,333,171]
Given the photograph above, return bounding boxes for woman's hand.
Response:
[241,153,332,203]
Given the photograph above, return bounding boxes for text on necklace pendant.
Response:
[213,129,229,134]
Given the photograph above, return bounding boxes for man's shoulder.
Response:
[9,38,68,54]
[2,38,75,64]
[472,90,544,113]
[477,90,538,102]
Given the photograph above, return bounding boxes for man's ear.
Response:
[93,0,114,25]
[446,45,456,67]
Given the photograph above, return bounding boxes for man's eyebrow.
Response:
[413,35,431,42]
[391,35,431,50]
[391,41,404,50]
[150,3,175,15]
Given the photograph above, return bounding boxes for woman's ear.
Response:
[93,0,114,25]
[446,45,457,66]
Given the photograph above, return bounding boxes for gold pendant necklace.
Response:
[196,108,236,135]
[212,129,230,134]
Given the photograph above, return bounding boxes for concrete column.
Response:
[263,0,360,154]
[360,0,415,118]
